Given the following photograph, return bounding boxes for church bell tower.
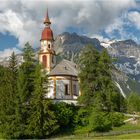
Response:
[39,8,56,72]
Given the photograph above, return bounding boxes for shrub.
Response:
[109,112,124,127]
[74,108,89,128]
[53,102,78,130]
[89,111,112,132]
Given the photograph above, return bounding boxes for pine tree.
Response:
[78,45,124,112]
[0,66,17,138]
[20,42,36,102]
[0,52,21,138]
[78,44,100,107]
[8,51,18,98]
[14,42,36,138]
[27,64,57,138]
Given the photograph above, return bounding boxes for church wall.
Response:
[72,80,79,99]
[56,79,71,99]
[45,80,54,99]
[47,76,79,100]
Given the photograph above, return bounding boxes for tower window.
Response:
[42,55,47,68]
[44,41,47,46]
[48,44,51,49]
[64,84,69,95]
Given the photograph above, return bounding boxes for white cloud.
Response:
[0,47,20,58]
[0,0,137,48]
[91,34,109,42]
[128,11,140,30]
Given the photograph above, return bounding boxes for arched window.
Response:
[48,44,51,49]
[42,55,47,68]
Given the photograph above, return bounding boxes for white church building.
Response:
[38,9,80,103]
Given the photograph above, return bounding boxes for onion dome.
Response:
[41,27,54,41]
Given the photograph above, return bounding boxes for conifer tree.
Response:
[20,42,36,102]
[0,52,21,138]
[78,44,100,107]
[78,45,124,112]
[27,64,57,138]
[8,51,18,96]
[14,42,36,138]
[0,66,17,138]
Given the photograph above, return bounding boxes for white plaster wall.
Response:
[45,80,54,99]
[72,81,79,99]
[56,79,72,99]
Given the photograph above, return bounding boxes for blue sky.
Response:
[0,0,140,57]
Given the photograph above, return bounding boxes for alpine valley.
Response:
[1,32,140,97]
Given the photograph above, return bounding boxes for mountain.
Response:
[1,32,140,97]
[54,32,140,96]
[101,39,140,82]
[54,32,103,62]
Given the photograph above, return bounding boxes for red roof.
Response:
[41,27,54,41]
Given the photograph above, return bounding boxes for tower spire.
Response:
[44,7,51,25]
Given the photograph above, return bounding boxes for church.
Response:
[38,9,80,103]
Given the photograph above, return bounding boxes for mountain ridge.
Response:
[1,32,140,96]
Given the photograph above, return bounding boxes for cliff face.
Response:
[101,39,140,82]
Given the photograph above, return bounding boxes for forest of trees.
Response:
[0,43,139,138]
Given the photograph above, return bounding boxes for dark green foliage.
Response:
[23,42,35,62]
[0,51,21,138]
[78,45,100,107]
[26,65,57,138]
[74,108,89,128]
[109,112,124,127]
[0,66,19,138]
[78,45,124,112]
[13,43,36,138]
[89,111,112,132]
[20,43,36,102]
[127,92,140,113]
[53,102,78,131]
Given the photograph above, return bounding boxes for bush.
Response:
[89,112,112,132]
[74,108,89,128]
[52,102,78,130]
[109,112,124,127]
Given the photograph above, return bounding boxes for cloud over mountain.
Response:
[0,0,138,49]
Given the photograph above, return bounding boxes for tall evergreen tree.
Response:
[27,64,57,138]
[8,51,18,96]
[20,42,36,102]
[78,44,100,107]
[0,52,20,138]
[15,42,36,138]
[0,66,17,138]
[78,45,124,112]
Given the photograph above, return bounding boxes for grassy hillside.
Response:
[51,117,140,140]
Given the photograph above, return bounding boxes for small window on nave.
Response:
[64,84,69,95]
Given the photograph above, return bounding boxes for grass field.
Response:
[51,120,140,140]
[52,133,140,140]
